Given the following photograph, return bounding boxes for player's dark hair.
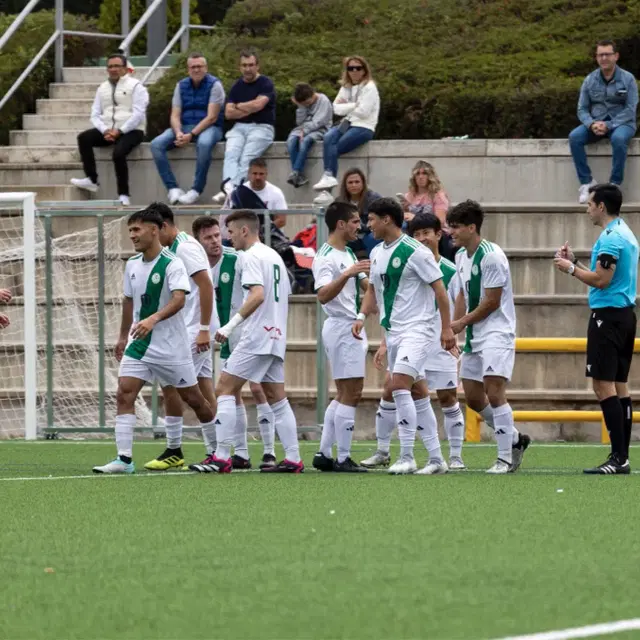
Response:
[446,199,484,232]
[144,201,175,225]
[192,215,219,238]
[407,212,441,237]
[107,52,127,67]
[325,201,358,232]
[127,208,163,229]
[368,197,404,228]
[294,82,314,103]
[248,156,267,170]
[240,48,259,64]
[589,183,622,216]
[226,209,260,233]
[596,39,617,53]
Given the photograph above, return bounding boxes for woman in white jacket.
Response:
[313,56,380,192]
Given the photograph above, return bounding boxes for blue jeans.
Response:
[286,133,316,173]
[150,124,223,194]
[222,122,275,186]
[322,125,374,176]
[569,123,635,185]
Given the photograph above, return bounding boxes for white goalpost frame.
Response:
[1,192,37,440]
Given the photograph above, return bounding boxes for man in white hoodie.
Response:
[70,53,149,206]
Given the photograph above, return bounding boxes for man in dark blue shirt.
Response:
[555,184,638,474]
[212,50,276,204]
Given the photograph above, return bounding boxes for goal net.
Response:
[0,194,152,439]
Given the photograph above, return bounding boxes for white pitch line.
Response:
[492,618,640,640]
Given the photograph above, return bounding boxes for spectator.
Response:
[150,53,225,205]
[335,167,381,256]
[270,214,315,293]
[398,160,455,260]
[312,55,379,201]
[0,287,11,330]
[286,83,333,188]
[70,53,148,206]
[212,50,276,203]
[569,39,638,203]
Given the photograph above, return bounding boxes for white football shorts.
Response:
[460,348,515,383]
[223,350,285,384]
[323,317,368,380]
[386,332,431,379]
[119,355,197,388]
[192,349,213,379]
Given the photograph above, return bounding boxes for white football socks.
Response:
[256,402,275,456]
[200,419,217,455]
[320,399,339,457]
[414,397,444,463]
[164,415,183,450]
[393,389,417,460]
[115,413,135,458]
[271,398,300,462]
[234,404,249,460]
[443,402,465,459]
[213,395,237,460]
[335,403,356,463]
[492,403,515,464]
[480,404,495,429]
[376,399,396,454]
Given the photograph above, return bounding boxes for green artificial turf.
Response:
[1,441,640,640]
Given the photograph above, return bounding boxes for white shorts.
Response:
[119,355,197,388]
[386,332,431,379]
[192,349,213,379]
[424,369,459,391]
[323,317,368,380]
[223,350,285,384]
[460,348,515,383]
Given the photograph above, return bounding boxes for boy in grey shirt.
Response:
[286,83,333,187]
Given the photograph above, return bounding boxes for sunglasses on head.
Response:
[347,65,364,71]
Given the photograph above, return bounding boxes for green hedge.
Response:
[0,10,106,146]
[147,0,640,140]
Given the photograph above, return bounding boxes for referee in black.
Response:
[554,184,638,474]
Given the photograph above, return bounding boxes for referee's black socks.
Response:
[601,396,626,461]
[619,396,633,460]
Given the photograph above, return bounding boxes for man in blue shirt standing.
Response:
[555,184,638,474]
[569,40,638,204]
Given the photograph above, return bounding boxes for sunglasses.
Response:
[347,65,364,71]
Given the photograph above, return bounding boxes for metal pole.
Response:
[97,215,106,429]
[54,0,64,83]
[120,0,163,55]
[45,215,54,431]
[263,211,271,247]
[146,0,167,65]
[0,0,42,54]
[315,208,328,430]
[121,0,130,40]
[181,0,190,52]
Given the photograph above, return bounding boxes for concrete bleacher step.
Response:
[49,83,112,99]
[0,185,89,201]
[23,115,90,131]
[0,164,83,186]
[0,146,79,164]
[10,131,88,147]
[36,99,94,115]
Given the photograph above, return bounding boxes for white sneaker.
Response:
[92,457,135,474]
[449,456,466,470]
[486,459,510,474]
[360,451,391,468]
[313,171,339,190]
[388,457,418,475]
[70,177,98,193]
[415,459,449,475]
[313,190,335,206]
[211,191,226,204]
[178,189,200,205]
[118,195,131,206]
[578,179,597,204]
[168,188,185,204]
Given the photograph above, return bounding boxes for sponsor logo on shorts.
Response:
[179,378,187,385]
[447,380,456,387]
[486,366,494,372]
[401,356,409,362]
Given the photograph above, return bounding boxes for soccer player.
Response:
[142,202,218,471]
[193,209,303,473]
[447,200,530,474]
[192,215,277,470]
[352,198,456,475]
[311,201,370,472]
[93,208,215,474]
[554,184,638,474]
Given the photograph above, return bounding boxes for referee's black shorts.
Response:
[586,306,637,382]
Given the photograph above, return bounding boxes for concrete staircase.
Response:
[0,67,168,202]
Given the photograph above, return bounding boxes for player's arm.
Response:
[453,288,465,321]
[131,290,186,339]
[431,278,456,351]
[373,333,387,370]
[451,287,502,335]
[192,269,214,352]
[351,282,376,340]
[116,262,135,361]
[554,253,616,290]
[359,275,369,291]
[316,260,370,304]
[215,284,264,343]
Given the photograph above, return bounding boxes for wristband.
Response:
[199,324,210,331]
[226,313,244,333]
[356,312,366,321]
[568,263,576,276]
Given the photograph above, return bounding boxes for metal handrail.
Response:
[119,0,164,55]
[0,0,42,53]
[141,24,186,85]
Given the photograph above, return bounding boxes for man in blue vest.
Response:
[150,53,225,205]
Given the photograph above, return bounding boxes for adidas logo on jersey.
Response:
[214,419,221,425]
[340,263,346,270]
[401,356,410,362]
[130,273,135,279]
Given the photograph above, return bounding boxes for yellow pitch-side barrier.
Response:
[464,338,640,444]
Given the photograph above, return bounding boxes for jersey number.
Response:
[273,264,280,302]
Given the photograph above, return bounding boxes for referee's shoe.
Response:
[584,453,630,475]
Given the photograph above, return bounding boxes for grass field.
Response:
[2,441,640,640]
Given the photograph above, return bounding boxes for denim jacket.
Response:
[578,66,638,132]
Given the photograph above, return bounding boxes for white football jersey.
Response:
[369,233,442,338]
[455,239,516,352]
[170,231,217,349]
[234,241,291,359]
[312,242,366,320]
[210,246,244,357]
[123,248,191,364]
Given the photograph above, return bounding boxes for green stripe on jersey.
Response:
[381,237,417,331]
[169,231,189,253]
[318,242,333,257]
[463,242,490,353]
[439,257,456,289]
[124,251,174,361]
[345,245,361,313]
[216,251,239,360]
